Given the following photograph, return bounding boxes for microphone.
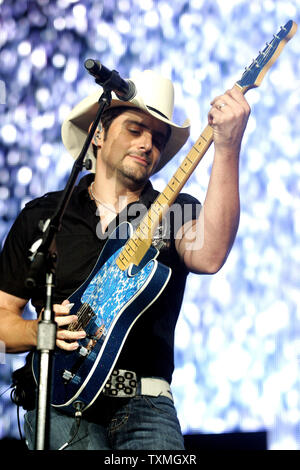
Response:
[84,59,136,101]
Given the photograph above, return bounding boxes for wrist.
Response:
[213,145,240,163]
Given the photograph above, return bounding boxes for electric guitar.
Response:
[32,20,297,415]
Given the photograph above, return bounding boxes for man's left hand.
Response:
[208,86,251,155]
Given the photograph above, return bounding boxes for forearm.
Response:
[0,309,38,353]
[179,148,240,273]
[201,149,240,269]
[179,87,249,273]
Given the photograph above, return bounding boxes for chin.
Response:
[120,164,150,186]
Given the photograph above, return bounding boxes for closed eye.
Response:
[124,119,169,151]
[128,128,140,135]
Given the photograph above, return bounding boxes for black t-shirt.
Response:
[0,174,201,383]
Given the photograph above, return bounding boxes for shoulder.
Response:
[23,190,62,212]
[22,174,92,215]
[8,191,64,241]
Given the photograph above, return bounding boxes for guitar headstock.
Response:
[236,20,298,93]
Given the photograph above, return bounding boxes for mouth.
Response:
[127,154,150,167]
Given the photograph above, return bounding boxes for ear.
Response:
[89,122,103,148]
[92,131,103,148]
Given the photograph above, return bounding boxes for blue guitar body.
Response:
[32,221,171,414]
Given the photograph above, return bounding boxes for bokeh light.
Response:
[0,0,300,450]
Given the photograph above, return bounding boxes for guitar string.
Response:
[68,302,91,331]
[74,304,89,330]
[75,302,95,330]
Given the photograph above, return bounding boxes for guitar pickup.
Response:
[62,369,74,383]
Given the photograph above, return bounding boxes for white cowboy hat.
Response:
[61,69,190,173]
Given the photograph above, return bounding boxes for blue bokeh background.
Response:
[0,0,300,449]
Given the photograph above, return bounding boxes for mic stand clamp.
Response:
[26,85,114,450]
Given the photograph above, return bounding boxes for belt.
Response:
[102,369,173,402]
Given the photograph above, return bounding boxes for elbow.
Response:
[187,254,227,275]
[192,263,223,275]
[202,263,223,275]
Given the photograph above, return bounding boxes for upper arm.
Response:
[175,218,205,273]
[175,217,220,274]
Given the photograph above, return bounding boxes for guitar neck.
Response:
[116,123,214,270]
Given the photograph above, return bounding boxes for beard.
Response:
[117,159,151,189]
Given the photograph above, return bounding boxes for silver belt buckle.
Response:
[103,369,138,398]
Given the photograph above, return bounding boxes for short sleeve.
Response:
[0,211,33,299]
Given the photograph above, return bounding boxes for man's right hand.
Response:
[53,300,86,351]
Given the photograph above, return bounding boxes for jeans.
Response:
[24,395,185,450]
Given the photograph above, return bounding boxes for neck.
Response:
[92,170,144,212]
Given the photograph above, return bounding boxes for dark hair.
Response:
[92,106,133,158]
[101,106,133,136]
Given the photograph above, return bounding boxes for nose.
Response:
[138,130,153,153]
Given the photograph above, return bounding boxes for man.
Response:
[0,70,250,450]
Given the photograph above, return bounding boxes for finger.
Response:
[211,88,244,109]
[212,94,238,112]
[224,87,251,114]
[209,96,247,125]
[56,320,86,351]
[56,330,86,351]
[210,95,233,117]
[208,105,233,125]
[55,313,78,328]
[226,86,246,101]
[57,328,86,341]
[56,338,80,351]
[214,101,229,112]
[53,301,75,316]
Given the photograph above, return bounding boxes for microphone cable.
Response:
[58,401,84,450]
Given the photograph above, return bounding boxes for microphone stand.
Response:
[26,84,113,451]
